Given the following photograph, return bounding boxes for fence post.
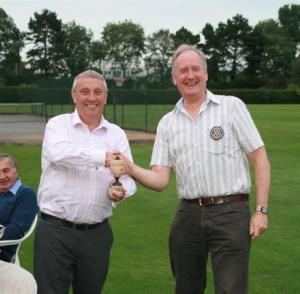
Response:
[121,95,124,129]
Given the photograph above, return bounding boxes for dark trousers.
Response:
[34,217,113,294]
[169,200,251,294]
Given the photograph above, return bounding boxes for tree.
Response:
[279,4,300,44]
[215,14,252,82]
[243,26,265,87]
[255,19,296,87]
[201,15,253,87]
[279,4,300,59]
[172,27,200,48]
[90,40,106,72]
[26,9,65,77]
[144,29,174,84]
[62,21,93,77]
[290,55,300,85]
[101,20,145,75]
[0,7,24,81]
[201,23,225,86]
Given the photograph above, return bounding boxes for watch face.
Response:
[256,205,268,214]
[261,207,268,214]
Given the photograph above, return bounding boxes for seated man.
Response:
[0,260,37,294]
[0,153,39,262]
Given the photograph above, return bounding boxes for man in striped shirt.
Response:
[123,44,270,294]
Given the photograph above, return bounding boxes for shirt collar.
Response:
[175,89,220,113]
[9,179,22,196]
[206,90,221,104]
[71,109,108,132]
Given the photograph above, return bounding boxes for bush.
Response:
[213,89,300,104]
[0,86,299,104]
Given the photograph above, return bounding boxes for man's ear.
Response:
[172,72,177,86]
[14,167,19,179]
[71,92,76,104]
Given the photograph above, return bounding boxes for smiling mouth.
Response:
[85,104,98,108]
[184,81,198,86]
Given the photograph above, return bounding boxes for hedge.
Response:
[0,86,299,104]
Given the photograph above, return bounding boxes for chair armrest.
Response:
[0,215,38,247]
[0,238,22,247]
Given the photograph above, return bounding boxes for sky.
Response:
[1,0,298,38]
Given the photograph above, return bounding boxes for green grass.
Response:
[1,104,300,293]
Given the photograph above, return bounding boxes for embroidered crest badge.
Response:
[210,126,224,140]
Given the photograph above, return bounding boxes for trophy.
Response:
[110,156,125,191]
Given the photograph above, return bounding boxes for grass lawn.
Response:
[0,104,299,293]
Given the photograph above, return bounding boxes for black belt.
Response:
[184,194,249,207]
[40,212,107,230]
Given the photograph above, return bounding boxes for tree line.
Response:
[0,4,299,89]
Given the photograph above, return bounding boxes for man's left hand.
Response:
[249,212,268,240]
[107,185,126,202]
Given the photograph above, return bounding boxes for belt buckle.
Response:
[198,197,216,207]
[198,198,204,206]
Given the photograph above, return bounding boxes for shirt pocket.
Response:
[205,125,230,155]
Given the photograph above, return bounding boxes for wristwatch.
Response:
[256,205,268,215]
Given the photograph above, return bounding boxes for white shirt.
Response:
[151,90,264,199]
[38,110,136,223]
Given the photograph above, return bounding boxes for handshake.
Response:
[106,152,133,203]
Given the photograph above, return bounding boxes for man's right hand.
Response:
[111,151,133,176]
[105,152,114,167]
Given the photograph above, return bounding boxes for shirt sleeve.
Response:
[150,118,172,167]
[42,116,106,170]
[232,98,264,154]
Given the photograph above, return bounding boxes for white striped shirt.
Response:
[38,110,136,223]
[151,90,264,199]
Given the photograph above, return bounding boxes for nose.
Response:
[87,94,96,101]
[186,69,195,79]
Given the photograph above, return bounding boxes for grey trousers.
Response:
[169,200,251,294]
[34,217,113,294]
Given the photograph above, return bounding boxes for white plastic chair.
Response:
[0,214,38,265]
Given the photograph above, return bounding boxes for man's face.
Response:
[72,77,107,125]
[172,50,208,99]
[0,159,18,192]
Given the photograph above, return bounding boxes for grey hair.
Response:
[72,70,108,93]
[171,44,207,72]
[0,153,18,168]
